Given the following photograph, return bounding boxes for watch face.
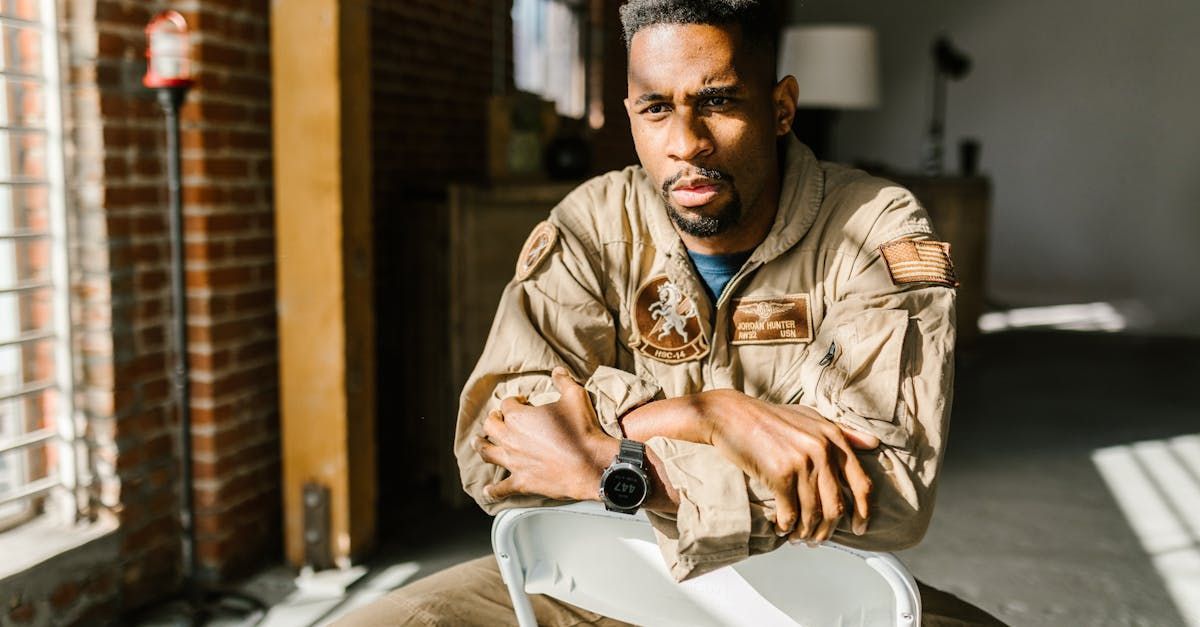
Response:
[603,467,647,510]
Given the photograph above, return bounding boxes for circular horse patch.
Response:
[515,221,558,280]
[633,275,708,364]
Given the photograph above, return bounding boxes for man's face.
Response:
[625,23,787,239]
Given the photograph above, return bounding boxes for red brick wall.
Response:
[173,1,277,585]
[4,0,278,622]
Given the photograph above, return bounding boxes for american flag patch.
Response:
[879,239,959,288]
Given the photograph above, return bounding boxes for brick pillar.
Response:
[176,2,279,583]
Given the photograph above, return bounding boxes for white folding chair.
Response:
[492,502,920,627]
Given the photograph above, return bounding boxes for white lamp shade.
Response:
[778,25,880,109]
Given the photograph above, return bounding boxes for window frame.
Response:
[0,0,79,533]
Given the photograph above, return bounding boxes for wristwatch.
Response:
[599,439,652,514]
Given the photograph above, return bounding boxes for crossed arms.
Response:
[475,373,881,546]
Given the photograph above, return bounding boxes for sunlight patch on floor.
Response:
[980,302,1127,333]
[1093,435,1200,626]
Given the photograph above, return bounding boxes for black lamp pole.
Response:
[157,84,197,592]
[151,84,266,626]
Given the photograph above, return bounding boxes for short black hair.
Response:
[619,0,781,77]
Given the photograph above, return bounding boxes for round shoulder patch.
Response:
[515,221,559,280]
[632,275,709,363]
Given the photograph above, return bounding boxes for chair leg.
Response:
[507,581,538,627]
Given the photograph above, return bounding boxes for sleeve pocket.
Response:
[834,308,909,425]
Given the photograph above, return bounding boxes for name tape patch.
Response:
[515,221,558,280]
[632,275,709,363]
[879,239,959,288]
[731,294,813,345]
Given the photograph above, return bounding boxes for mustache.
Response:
[661,167,735,195]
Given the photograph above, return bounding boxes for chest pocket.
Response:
[799,308,911,448]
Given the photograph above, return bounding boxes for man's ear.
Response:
[773,75,799,137]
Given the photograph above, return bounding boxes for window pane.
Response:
[0,183,49,233]
[0,0,39,22]
[0,77,44,127]
[0,288,53,340]
[0,24,42,76]
[0,330,56,384]
[0,386,53,433]
[0,129,46,180]
[0,444,51,491]
[512,0,585,118]
[0,237,51,287]
[0,448,30,519]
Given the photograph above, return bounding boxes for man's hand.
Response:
[475,367,618,503]
[702,391,879,544]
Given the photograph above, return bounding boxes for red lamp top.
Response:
[144,11,194,89]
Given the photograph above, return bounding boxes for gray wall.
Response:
[789,1,1200,335]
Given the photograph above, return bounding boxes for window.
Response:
[512,0,588,119]
[0,0,75,531]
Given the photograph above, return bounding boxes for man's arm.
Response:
[476,366,877,545]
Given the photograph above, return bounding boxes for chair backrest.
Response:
[492,502,921,627]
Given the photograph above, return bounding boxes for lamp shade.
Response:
[778,25,879,109]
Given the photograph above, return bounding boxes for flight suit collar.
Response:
[750,135,825,265]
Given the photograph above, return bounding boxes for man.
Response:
[340,1,1000,624]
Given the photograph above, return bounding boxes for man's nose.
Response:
[665,112,714,162]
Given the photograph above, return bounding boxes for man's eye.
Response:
[644,104,669,115]
[705,97,730,107]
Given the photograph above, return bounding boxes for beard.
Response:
[660,167,743,238]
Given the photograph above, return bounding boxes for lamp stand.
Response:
[923,71,947,175]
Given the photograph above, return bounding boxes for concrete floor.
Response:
[137,330,1200,626]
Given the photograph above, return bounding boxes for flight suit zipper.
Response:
[818,342,836,366]
[702,260,762,382]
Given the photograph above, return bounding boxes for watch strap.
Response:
[617,438,645,468]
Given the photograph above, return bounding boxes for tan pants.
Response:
[333,555,1005,627]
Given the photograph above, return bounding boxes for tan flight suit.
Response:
[336,138,1002,626]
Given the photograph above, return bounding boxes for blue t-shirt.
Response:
[687,249,753,304]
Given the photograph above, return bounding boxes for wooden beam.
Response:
[271,0,376,567]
